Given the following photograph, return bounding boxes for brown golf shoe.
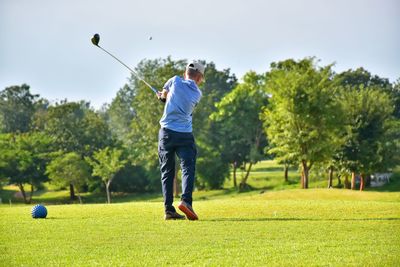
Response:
[164,211,185,220]
[178,201,198,220]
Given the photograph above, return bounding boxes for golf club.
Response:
[91,33,158,94]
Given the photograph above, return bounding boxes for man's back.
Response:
[159,75,202,133]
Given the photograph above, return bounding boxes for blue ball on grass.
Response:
[31,204,47,219]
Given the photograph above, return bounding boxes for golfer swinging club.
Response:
[157,61,205,220]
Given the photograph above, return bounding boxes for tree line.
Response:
[0,57,399,203]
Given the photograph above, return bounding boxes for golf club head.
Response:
[91,33,100,46]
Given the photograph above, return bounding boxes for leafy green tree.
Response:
[45,101,87,153]
[45,101,111,155]
[46,152,91,203]
[212,71,268,189]
[86,147,127,203]
[334,67,391,89]
[263,58,343,188]
[336,88,397,190]
[45,101,111,198]
[0,133,52,203]
[334,70,399,189]
[0,84,39,133]
[335,68,399,118]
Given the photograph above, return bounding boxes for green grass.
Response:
[1,189,399,266]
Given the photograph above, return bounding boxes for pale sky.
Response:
[1,0,399,108]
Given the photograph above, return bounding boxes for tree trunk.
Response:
[245,163,253,182]
[301,160,309,189]
[359,173,365,191]
[105,181,111,204]
[239,162,253,189]
[328,166,333,188]
[301,170,304,189]
[233,162,237,188]
[351,172,356,190]
[284,164,289,182]
[344,175,351,189]
[28,184,34,204]
[69,183,76,200]
[337,174,342,186]
[76,185,83,204]
[17,183,28,204]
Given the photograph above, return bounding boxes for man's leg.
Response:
[158,129,176,212]
[174,133,198,220]
[176,136,197,206]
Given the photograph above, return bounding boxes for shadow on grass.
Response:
[40,217,65,220]
[204,217,400,222]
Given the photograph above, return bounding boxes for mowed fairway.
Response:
[1,189,399,266]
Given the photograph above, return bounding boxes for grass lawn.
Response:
[1,189,399,266]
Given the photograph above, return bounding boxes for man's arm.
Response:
[157,89,168,103]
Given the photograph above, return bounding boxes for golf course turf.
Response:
[1,188,399,266]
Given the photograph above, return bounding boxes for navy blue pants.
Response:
[158,127,197,212]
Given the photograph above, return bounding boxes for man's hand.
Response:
[157,90,168,103]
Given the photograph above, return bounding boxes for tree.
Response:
[46,152,91,203]
[0,84,39,133]
[334,70,400,190]
[45,101,111,156]
[335,87,397,190]
[45,101,111,198]
[86,147,127,203]
[334,67,391,89]
[212,71,268,190]
[263,58,343,188]
[335,68,399,118]
[0,133,52,203]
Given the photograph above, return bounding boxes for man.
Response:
[157,61,204,220]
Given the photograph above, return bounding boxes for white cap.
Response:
[186,61,205,76]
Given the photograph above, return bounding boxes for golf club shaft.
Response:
[97,45,158,94]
